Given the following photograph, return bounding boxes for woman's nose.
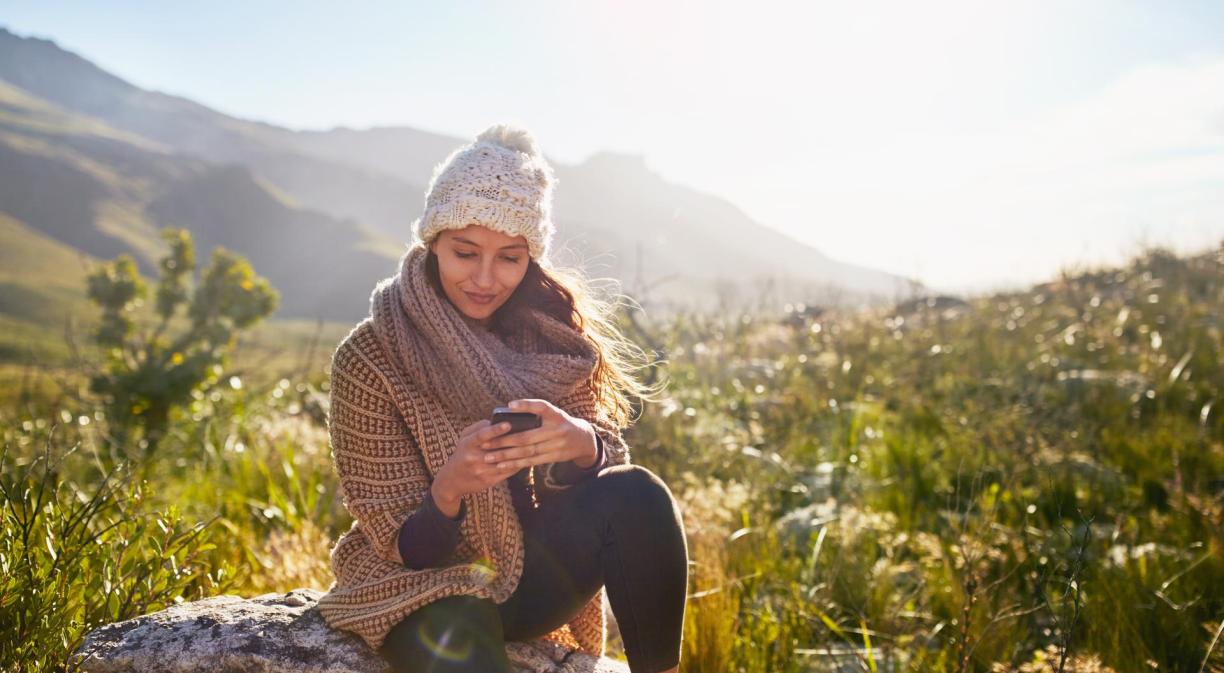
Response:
[473,260,495,288]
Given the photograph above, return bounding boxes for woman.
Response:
[317,125,689,673]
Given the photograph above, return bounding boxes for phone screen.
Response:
[491,408,541,434]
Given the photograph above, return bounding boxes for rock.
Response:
[73,588,629,673]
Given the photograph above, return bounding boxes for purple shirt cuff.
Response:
[550,432,607,485]
[397,487,465,569]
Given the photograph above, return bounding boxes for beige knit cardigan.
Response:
[317,246,631,655]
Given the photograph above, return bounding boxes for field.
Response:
[2,243,1222,672]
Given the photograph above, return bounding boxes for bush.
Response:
[0,435,237,673]
[86,228,277,462]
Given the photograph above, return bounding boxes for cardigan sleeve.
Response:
[588,417,630,467]
[395,487,466,569]
[327,336,436,567]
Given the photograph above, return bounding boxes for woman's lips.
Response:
[464,291,497,305]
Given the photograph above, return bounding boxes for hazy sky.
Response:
[5,1,1224,292]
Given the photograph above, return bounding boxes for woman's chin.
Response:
[460,302,500,321]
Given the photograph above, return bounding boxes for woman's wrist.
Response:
[571,425,600,469]
[431,476,463,519]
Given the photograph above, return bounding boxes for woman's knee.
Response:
[380,595,509,672]
[586,464,680,522]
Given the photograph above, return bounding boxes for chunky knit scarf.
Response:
[317,242,628,661]
[375,243,599,427]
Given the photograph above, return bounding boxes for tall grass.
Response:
[0,434,236,672]
[636,243,1224,671]
[2,242,1222,671]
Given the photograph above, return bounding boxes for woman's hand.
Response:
[480,399,599,473]
[432,419,518,516]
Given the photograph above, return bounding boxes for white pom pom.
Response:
[475,124,540,156]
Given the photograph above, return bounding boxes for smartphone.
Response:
[490,407,542,434]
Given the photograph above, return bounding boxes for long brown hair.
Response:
[426,250,659,428]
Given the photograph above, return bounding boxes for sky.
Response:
[5,0,1224,292]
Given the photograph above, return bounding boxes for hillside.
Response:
[0,213,98,362]
[0,26,422,242]
[0,78,403,324]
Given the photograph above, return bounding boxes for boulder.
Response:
[73,588,629,673]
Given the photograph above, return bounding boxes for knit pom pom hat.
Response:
[412,124,557,263]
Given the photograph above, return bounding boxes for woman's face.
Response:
[429,225,531,324]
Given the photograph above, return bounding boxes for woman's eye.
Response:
[453,250,517,262]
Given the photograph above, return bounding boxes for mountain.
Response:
[0,77,400,322]
[0,26,425,244]
[0,25,914,329]
[551,153,912,302]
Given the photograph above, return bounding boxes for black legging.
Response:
[379,464,688,673]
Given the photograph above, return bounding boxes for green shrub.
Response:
[86,229,277,461]
[0,437,237,673]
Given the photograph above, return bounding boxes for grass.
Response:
[1,241,1223,672]
[634,242,1224,672]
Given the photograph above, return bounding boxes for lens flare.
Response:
[471,555,498,585]
[415,622,475,663]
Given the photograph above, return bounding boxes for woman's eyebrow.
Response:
[451,236,528,251]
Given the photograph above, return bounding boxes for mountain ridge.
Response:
[0,24,916,324]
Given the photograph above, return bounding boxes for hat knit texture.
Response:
[413,124,557,263]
